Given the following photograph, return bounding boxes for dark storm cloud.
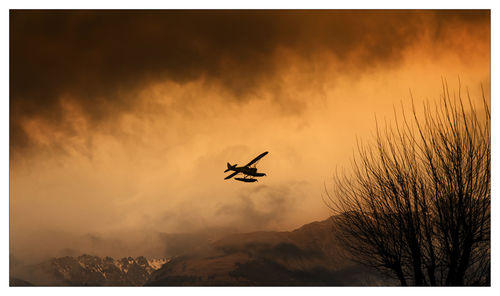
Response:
[10,10,489,153]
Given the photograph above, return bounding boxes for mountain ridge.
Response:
[10,254,169,286]
[147,217,391,286]
[11,217,393,286]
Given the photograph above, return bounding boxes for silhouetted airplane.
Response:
[224,151,268,182]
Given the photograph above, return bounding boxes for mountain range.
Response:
[11,217,394,286]
[10,254,168,286]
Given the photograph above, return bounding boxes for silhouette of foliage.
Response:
[327,83,490,286]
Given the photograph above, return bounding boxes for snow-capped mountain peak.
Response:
[147,258,169,270]
[12,254,171,286]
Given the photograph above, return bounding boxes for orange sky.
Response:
[10,10,490,262]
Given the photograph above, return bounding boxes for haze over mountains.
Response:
[11,217,393,286]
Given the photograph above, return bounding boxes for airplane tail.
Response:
[224,162,236,173]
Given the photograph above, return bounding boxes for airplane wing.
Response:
[224,171,239,180]
[244,151,269,167]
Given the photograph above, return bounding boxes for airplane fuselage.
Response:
[231,166,266,177]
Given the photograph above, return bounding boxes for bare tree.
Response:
[326,84,490,286]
